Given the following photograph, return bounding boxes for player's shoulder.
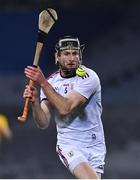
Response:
[81,65,100,80]
[46,70,60,81]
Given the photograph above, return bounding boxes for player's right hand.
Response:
[23,85,39,104]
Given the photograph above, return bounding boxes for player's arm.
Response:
[23,85,51,129]
[31,99,51,129]
[40,72,99,117]
[40,71,98,117]
[24,66,92,117]
[41,82,87,116]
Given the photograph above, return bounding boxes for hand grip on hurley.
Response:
[18,9,58,122]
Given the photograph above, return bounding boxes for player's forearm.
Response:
[41,82,71,116]
[31,99,50,129]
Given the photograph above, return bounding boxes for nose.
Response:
[69,53,74,61]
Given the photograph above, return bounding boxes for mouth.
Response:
[67,63,76,67]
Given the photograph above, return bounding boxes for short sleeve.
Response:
[74,70,100,99]
[40,88,47,101]
[40,77,52,101]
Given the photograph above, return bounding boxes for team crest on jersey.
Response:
[71,83,75,90]
[67,151,74,157]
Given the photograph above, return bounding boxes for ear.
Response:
[55,52,59,64]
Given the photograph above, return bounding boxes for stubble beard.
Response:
[59,64,77,77]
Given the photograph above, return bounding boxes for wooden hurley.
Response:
[18,9,58,122]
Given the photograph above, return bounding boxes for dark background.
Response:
[0,0,140,178]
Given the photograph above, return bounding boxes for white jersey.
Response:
[40,66,106,149]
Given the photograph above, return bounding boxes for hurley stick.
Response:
[18,9,58,122]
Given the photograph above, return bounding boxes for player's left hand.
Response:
[24,66,46,86]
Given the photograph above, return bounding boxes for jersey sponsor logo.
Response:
[63,83,69,87]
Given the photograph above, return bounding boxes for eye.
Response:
[63,52,69,56]
[73,51,79,56]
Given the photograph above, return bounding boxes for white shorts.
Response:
[56,143,105,175]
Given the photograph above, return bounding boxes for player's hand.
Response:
[23,85,39,104]
[24,66,46,86]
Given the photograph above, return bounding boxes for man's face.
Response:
[57,49,80,70]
